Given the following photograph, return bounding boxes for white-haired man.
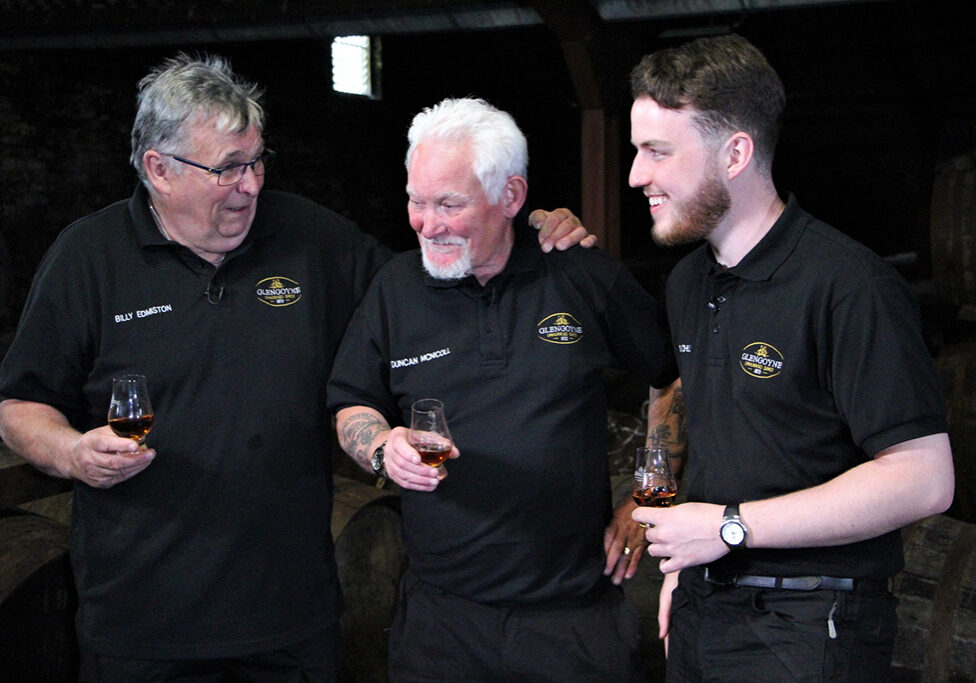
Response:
[0,56,592,681]
[328,97,679,681]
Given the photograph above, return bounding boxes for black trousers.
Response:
[388,571,644,682]
[78,625,341,683]
[666,567,898,683]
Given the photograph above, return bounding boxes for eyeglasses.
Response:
[165,150,275,186]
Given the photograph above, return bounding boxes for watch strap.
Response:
[371,441,387,476]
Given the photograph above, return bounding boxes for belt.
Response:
[704,567,887,592]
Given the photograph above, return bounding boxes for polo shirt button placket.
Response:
[707,295,727,334]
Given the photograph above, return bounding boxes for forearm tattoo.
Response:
[339,411,388,472]
[647,386,687,480]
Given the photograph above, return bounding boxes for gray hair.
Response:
[130,53,265,186]
[406,97,528,204]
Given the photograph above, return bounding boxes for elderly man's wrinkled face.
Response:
[157,116,265,261]
[406,141,514,283]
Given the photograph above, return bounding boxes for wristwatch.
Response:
[370,441,387,477]
[720,503,748,550]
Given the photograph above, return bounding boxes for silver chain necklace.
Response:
[148,201,224,266]
[147,201,172,241]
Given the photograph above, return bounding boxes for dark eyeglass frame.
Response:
[165,150,275,186]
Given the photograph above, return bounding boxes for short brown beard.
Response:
[652,166,731,247]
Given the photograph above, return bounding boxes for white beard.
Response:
[420,237,472,280]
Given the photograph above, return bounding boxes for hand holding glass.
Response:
[633,444,676,519]
[108,374,154,446]
[408,398,453,467]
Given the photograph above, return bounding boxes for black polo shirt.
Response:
[0,185,390,658]
[328,240,676,605]
[667,195,947,578]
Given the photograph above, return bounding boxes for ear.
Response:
[501,175,528,219]
[723,132,754,181]
[142,150,174,194]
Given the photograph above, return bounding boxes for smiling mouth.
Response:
[647,195,667,208]
[423,237,465,251]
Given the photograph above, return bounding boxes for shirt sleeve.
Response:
[0,234,96,429]
[604,261,679,390]
[326,267,399,423]
[830,272,948,455]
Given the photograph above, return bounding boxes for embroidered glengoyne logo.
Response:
[255,276,302,307]
[537,312,583,344]
[739,342,784,378]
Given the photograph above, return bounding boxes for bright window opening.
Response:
[332,35,373,97]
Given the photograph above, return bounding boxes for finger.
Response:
[407,462,443,481]
[632,506,653,525]
[534,210,578,247]
[93,448,153,476]
[115,458,151,482]
[626,543,644,575]
[624,542,643,577]
[602,531,611,554]
[658,589,673,642]
[527,209,549,230]
[392,468,439,492]
[537,223,559,252]
[553,226,591,252]
[610,550,630,585]
[111,446,155,462]
[394,463,441,489]
[602,530,623,572]
[88,458,150,488]
[659,556,682,574]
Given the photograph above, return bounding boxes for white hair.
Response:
[405,97,528,204]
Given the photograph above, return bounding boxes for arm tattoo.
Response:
[647,385,687,481]
[339,411,388,472]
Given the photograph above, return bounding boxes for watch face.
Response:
[722,522,745,546]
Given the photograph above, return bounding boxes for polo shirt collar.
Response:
[702,193,805,282]
[246,196,275,242]
[129,184,170,248]
[128,183,269,256]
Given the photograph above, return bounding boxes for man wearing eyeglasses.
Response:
[0,53,590,681]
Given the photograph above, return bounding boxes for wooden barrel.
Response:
[0,511,77,682]
[892,514,976,682]
[331,475,404,683]
[931,153,976,311]
[935,341,976,525]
